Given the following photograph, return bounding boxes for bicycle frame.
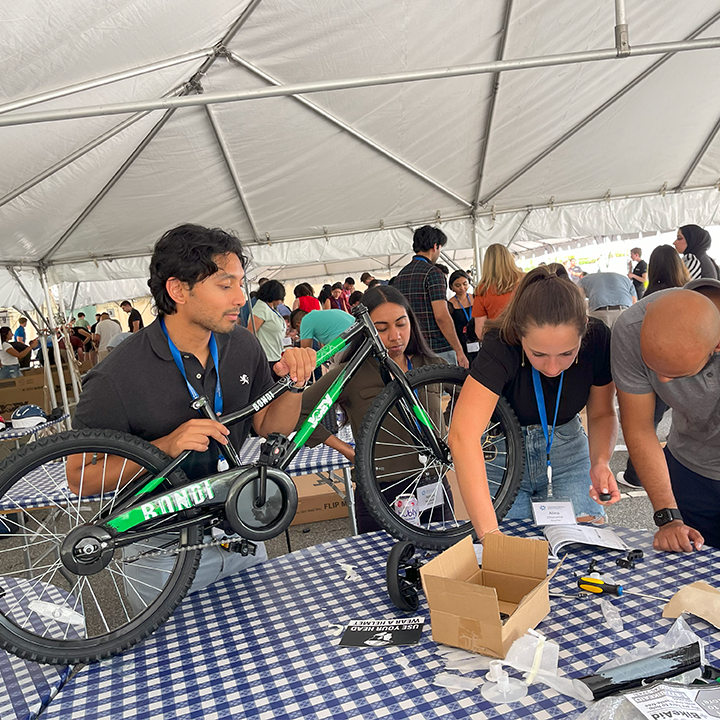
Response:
[95,304,449,544]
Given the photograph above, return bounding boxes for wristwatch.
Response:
[653,508,683,527]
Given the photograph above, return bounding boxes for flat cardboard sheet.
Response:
[663,581,720,629]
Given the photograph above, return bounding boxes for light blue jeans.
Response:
[0,365,22,379]
[505,415,605,521]
[434,350,457,365]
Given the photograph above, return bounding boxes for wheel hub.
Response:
[60,525,115,576]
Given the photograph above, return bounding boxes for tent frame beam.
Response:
[474,0,514,206]
[39,0,267,265]
[0,49,214,117]
[2,35,720,128]
[675,113,720,191]
[205,104,262,242]
[226,51,472,209]
[478,9,720,206]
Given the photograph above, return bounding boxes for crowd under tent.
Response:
[1,0,720,309]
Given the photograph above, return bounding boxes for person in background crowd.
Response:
[674,224,719,280]
[248,280,287,380]
[567,258,583,284]
[88,313,102,366]
[472,243,523,339]
[579,270,636,330]
[75,312,90,330]
[393,225,468,368]
[120,301,144,333]
[94,312,122,361]
[366,278,381,289]
[360,272,388,287]
[295,285,446,533]
[327,282,351,313]
[612,281,720,551]
[318,284,333,309]
[1,326,37,378]
[449,266,620,540]
[448,270,480,364]
[295,308,354,350]
[292,283,322,313]
[13,317,27,344]
[342,277,355,299]
[628,247,648,300]
[616,245,691,490]
[348,290,364,308]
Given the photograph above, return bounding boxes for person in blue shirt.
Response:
[14,317,27,343]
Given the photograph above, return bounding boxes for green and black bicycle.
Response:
[0,304,523,664]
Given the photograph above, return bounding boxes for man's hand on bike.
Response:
[457,351,469,369]
[274,346,317,387]
[153,419,230,458]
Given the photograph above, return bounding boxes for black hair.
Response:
[412,225,447,253]
[293,283,314,298]
[435,264,449,276]
[448,270,470,290]
[331,282,343,291]
[367,278,381,288]
[120,301,131,308]
[256,279,285,303]
[77,312,85,318]
[344,277,355,285]
[0,326,11,343]
[347,285,435,360]
[348,290,364,305]
[289,308,306,330]
[318,284,333,305]
[148,223,248,316]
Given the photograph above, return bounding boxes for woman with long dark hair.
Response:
[449,266,620,540]
[295,285,441,532]
[292,283,321,312]
[645,244,692,296]
[0,326,37,379]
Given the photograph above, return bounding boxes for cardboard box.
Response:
[0,379,47,416]
[290,473,350,525]
[420,534,557,659]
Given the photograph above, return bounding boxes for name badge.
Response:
[466,342,480,353]
[531,500,576,526]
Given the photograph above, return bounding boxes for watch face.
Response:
[654,508,681,527]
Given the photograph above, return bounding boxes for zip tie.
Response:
[525,634,546,685]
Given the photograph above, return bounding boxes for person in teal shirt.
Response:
[293,308,354,348]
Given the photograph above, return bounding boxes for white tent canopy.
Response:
[2,0,720,307]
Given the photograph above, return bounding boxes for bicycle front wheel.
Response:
[355,364,524,550]
[0,429,203,664]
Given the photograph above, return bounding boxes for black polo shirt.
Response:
[73,318,274,479]
[469,318,612,427]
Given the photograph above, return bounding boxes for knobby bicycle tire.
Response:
[0,429,202,664]
[355,364,524,550]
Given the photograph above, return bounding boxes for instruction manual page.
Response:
[542,525,628,556]
[625,683,720,719]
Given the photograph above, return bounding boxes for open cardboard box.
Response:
[420,534,559,659]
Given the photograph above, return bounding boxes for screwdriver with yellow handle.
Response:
[577,576,669,603]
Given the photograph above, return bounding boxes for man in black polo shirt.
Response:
[73,223,316,603]
[120,300,144,332]
[392,225,468,368]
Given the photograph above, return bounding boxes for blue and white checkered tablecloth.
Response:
[0,651,71,720]
[0,416,68,442]
[0,428,353,513]
[40,519,720,720]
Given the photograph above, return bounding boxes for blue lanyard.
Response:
[457,300,472,323]
[160,318,223,415]
[414,255,431,264]
[531,366,564,479]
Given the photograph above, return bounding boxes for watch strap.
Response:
[653,507,683,527]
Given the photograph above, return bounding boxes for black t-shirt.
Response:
[128,308,144,332]
[469,318,612,426]
[631,260,647,299]
[73,318,274,480]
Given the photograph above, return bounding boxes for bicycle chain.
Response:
[123,536,255,564]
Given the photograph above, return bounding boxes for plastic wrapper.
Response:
[433,672,481,692]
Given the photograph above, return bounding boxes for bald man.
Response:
[612,279,720,552]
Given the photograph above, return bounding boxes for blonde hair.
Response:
[476,244,523,296]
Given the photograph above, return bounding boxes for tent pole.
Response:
[69,282,80,317]
[205,105,261,241]
[0,49,213,117]
[675,113,720,191]
[474,0,514,205]
[479,10,720,206]
[6,267,49,325]
[36,315,58,412]
[472,219,484,287]
[614,0,630,56]
[506,209,533,247]
[4,35,720,128]
[0,88,184,210]
[39,269,72,430]
[57,286,81,406]
[227,52,472,209]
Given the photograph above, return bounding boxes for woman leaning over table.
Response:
[448,266,621,542]
[0,326,37,379]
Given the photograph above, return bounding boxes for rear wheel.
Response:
[0,429,202,664]
[355,365,524,550]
